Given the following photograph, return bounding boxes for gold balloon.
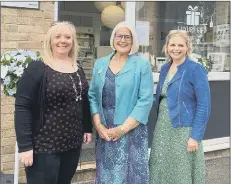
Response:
[94,1,116,12]
[101,5,125,28]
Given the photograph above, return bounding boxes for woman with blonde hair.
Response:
[149,30,211,184]
[15,21,92,184]
[88,21,154,183]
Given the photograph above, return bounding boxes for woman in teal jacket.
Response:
[88,21,154,184]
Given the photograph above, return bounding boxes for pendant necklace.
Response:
[56,60,83,102]
[67,69,83,102]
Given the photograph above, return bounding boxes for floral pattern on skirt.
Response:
[95,68,149,184]
[149,76,205,184]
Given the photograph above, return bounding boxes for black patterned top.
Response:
[33,65,89,154]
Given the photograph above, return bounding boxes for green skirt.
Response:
[149,96,205,184]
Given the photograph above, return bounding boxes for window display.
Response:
[135,1,230,73]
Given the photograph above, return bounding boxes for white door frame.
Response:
[125,2,136,27]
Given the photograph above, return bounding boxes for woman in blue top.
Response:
[149,30,211,184]
[88,21,154,184]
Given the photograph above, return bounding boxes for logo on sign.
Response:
[177,5,207,36]
[186,5,200,26]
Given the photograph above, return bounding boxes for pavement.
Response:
[0,149,229,184]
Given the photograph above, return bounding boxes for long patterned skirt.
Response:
[95,68,149,184]
[149,77,205,184]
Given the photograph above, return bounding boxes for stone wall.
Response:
[1,2,54,183]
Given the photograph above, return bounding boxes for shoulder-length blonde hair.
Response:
[110,21,139,55]
[42,21,79,64]
[162,30,193,58]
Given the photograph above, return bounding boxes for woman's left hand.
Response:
[108,126,126,141]
[83,133,92,144]
[187,138,199,152]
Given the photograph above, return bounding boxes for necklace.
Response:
[51,59,83,102]
[67,71,83,102]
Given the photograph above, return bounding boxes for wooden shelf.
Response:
[82,67,93,70]
[80,47,91,49]
[78,57,93,60]
[77,37,90,39]
[77,31,95,81]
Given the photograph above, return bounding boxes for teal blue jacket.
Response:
[88,52,154,125]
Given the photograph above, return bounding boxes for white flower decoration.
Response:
[1,65,9,79]
[8,64,16,73]
[14,65,25,77]
[8,89,16,96]
[4,53,12,61]
[3,76,11,85]
[13,55,26,62]
[0,50,41,96]
[9,51,18,57]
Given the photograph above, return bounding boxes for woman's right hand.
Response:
[93,114,111,141]
[95,124,111,141]
[19,149,33,167]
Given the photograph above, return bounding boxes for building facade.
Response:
[1,1,230,183]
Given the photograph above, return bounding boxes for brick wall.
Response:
[1,1,54,55]
[1,2,54,183]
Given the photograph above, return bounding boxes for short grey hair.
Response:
[110,21,139,55]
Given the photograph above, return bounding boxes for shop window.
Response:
[135,1,230,73]
[59,1,115,82]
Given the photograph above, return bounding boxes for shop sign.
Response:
[1,2,39,9]
[177,5,207,34]
[177,5,209,44]
[177,25,207,34]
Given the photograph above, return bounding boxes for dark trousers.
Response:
[25,147,81,184]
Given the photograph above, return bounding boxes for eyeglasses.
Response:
[114,34,132,41]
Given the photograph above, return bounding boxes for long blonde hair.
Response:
[42,21,79,64]
[162,30,193,58]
